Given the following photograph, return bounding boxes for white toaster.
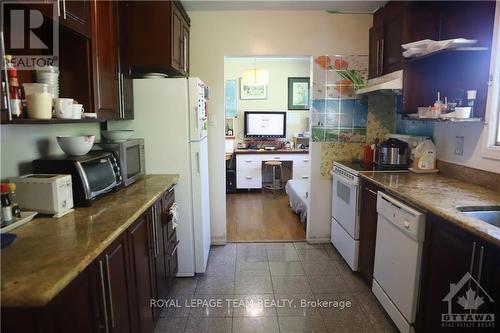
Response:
[10,174,73,216]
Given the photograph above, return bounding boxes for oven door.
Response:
[332,172,359,239]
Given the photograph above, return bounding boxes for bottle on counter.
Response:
[9,183,21,218]
[1,183,13,225]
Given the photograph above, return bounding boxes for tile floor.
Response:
[154,242,397,333]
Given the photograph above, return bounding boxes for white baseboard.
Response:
[306,238,331,244]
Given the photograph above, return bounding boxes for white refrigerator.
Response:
[129,77,211,276]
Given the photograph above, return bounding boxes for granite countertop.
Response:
[234,149,309,154]
[1,175,179,307]
[359,172,500,246]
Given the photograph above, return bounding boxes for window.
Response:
[484,3,500,155]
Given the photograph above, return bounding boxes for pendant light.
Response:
[242,57,269,85]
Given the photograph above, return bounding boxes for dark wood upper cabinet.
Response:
[416,214,500,332]
[59,0,91,38]
[119,0,190,77]
[91,0,119,120]
[368,26,384,79]
[358,179,380,287]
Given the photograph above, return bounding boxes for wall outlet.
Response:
[455,136,464,156]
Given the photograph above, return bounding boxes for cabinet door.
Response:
[171,5,183,73]
[151,200,169,301]
[416,215,480,332]
[182,23,190,75]
[128,213,155,333]
[102,235,133,333]
[382,14,403,74]
[368,26,383,79]
[61,0,91,37]
[358,179,379,287]
[91,0,119,120]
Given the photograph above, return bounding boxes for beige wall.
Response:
[189,10,372,243]
[224,57,310,146]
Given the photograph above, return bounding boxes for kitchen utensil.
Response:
[25,88,53,120]
[23,83,50,96]
[10,174,73,217]
[101,130,135,142]
[56,135,95,156]
[379,138,409,167]
[71,104,84,119]
[54,98,74,119]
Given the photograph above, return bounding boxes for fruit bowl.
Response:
[56,135,95,156]
[101,130,134,142]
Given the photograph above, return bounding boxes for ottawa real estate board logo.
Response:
[442,272,495,328]
[1,1,58,70]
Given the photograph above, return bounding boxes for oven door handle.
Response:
[90,180,120,198]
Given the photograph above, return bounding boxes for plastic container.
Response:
[26,93,53,119]
[23,83,50,96]
[412,139,436,170]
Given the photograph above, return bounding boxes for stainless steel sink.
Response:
[457,206,500,228]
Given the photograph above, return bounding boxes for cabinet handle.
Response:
[153,206,159,258]
[468,242,477,289]
[183,35,188,72]
[375,40,380,76]
[303,159,309,162]
[99,260,110,333]
[365,187,378,196]
[380,38,384,74]
[120,73,125,118]
[105,254,115,328]
[151,207,156,258]
[62,0,66,19]
[301,176,309,179]
[274,157,281,159]
[171,240,180,256]
[477,246,484,284]
[57,0,61,17]
[245,160,253,163]
[245,176,253,179]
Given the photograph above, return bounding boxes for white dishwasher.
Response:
[372,192,426,333]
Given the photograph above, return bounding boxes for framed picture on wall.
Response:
[240,78,268,100]
[288,77,310,110]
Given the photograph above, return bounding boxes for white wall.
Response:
[0,124,100,180]
[433,123,500,174]
[189,10,372,243]
[224,57,310,145]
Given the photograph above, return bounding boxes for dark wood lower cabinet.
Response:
[416,214,500,333]
[1,187,178,333]
[128,213,155,333]
[358,179,380,287]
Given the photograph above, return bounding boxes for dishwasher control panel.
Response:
[377,192,426,242]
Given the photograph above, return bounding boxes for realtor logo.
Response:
[1,0,58,70]
[442,272,495,328]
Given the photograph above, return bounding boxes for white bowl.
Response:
[57,135,95,156]
[101,130,134,142]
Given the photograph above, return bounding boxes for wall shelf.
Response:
[402,116,483,123]
[0,118,104,125]
[404,47,489,63]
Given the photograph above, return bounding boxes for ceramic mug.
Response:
[54,98,74,119]
[72,104,84,119]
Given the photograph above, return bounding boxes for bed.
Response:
[285,178,309,226]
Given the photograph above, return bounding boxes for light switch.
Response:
[208,113,216,127]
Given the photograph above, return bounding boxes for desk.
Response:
[234,149,310,189]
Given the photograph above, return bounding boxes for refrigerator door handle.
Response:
[195,152,200,176]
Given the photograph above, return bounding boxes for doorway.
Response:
[224,56,312,242]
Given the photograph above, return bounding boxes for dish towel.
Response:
[170,203,179,230]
